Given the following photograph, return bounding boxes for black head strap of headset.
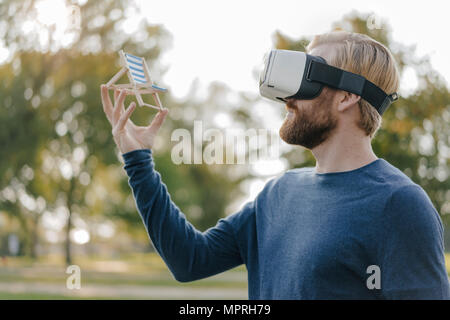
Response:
[307,60,398,115]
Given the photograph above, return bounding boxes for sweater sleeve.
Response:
[122,149,249,282]
[380,184,450,299]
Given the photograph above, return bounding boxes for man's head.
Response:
[279,31,400,149]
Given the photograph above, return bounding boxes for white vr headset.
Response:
[259,49,398,115]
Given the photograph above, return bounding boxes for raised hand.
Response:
[101,85,169,154]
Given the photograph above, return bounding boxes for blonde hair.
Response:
[307,31,400,138]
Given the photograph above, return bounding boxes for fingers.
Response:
[100,85,113,123]
[148,107,169,134]
[112,90,127,124]
[114,88,132,100]
[114,102,136,134]
[114,89,120,102]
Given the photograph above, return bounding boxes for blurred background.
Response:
[0,0,449,299]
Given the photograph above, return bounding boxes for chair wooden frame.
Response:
[106,50,167,110]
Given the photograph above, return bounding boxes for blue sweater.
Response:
[122,149,450,299]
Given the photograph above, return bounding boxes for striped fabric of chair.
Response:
[124,53,148,85]
[106,50,167,110]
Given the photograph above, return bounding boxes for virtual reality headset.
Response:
[259,49,398,115]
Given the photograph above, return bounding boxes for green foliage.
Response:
[0,0,244,261]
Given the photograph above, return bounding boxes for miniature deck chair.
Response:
[106,50,167,110]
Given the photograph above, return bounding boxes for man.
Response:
[100,31,450,299]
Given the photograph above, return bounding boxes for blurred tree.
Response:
[272,12,450,235]
[0,3,221,263]
[2,1,447,266]
[0,0,247,264]
[0,0,173,264]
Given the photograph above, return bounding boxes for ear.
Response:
[336,91,361,112]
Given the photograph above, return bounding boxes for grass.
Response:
[0,252,449,300]
[0,252,248,299]
[0,252,247,288]
[446,253,450,275]
[0,271,247,288]
[0,292,115,300]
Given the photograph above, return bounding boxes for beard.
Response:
[279,88,338,149]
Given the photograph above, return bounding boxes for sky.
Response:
[136,0,450,101]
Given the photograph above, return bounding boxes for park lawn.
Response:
[0,252,449,300]
[0,270,247,288]
[0,252,248,289]
[0,292,118,300]
[3,252,246,273]
[446,253,450,275]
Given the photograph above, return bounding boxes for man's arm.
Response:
[380,184,450,299]
[122,149,251,282]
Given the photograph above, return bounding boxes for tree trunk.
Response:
[15,209,31,257]
[65,178,76,266]
[30,212,39,259]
